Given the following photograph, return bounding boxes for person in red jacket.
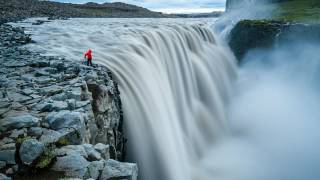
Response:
[84,49,93,66]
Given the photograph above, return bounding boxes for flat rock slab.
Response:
[0,113,39,132]
[7,91,32,102]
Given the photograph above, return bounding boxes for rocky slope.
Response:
[0,24,137,179]
[0,0,167,24]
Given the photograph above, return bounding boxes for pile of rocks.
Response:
[0,24,137,179]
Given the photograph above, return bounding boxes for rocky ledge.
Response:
[0,24,137,179]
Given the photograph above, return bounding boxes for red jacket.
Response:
[84,49,92,59]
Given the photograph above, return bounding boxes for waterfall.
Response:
[97,25,237,180]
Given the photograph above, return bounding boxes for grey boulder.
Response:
[51,153,90,178]
[100,159,138,180]
[19,139,45,165]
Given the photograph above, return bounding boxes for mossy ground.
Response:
[272,0,320,23]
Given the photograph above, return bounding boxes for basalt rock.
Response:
[0,23,133,179]
[229,20,320,61]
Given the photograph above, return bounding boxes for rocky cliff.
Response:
[229,20,320,61]
[0,24,137,179]
[226,0,320,61]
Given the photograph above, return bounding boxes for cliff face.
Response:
[226,0,320,61]
[229,20,320,61]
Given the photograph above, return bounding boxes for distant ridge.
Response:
[0,0,170,24]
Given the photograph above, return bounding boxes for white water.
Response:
[14,18,320,180]
[15,18,236,180]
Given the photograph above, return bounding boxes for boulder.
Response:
[83,144,102,161]
[100,159,138,180]
[45,110,85,131]
[0,114,39,132]
[19,139,45,165]
[51,153,90,178]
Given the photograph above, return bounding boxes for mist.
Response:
[215,0,276,38]
[202,41,320,180]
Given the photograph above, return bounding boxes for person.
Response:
[84,49,93,66]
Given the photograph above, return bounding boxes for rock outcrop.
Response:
[228,20,320,61]
[0,24,136,179]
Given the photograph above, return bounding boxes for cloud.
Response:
[52,0,226,13]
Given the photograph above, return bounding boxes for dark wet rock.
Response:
[19,139,45,165]
[0,114,39,132]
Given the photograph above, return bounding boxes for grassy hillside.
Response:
[273,0,320,23]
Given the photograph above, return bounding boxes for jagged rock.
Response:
[55,145,88,158]
[83,144,102,161]
[0,173,11,180]
[9,129,26,138]
[67,99,76,110]
[39,129,63,144]
[40,85,63,96]
[51,101,69,111]
[45,110,85,131]
[0,113,39,132]
[0,138,14,146]
[94,143,110,159]
[28,127,44,137]
[19,139,45,165]
[66,88,82,101]
[51,153,90,178]
[100,159,138,180]
[85,160,104,179]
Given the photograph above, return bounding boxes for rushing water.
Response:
[14,17,320,180]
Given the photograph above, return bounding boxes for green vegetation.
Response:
[35,146,56,169]
[16,136,32,145]
[273,0,320,23]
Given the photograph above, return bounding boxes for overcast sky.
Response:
[53,0,226,13]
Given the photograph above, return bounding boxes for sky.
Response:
[52,0,226,14]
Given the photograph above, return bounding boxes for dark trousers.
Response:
[87,58,92,66]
